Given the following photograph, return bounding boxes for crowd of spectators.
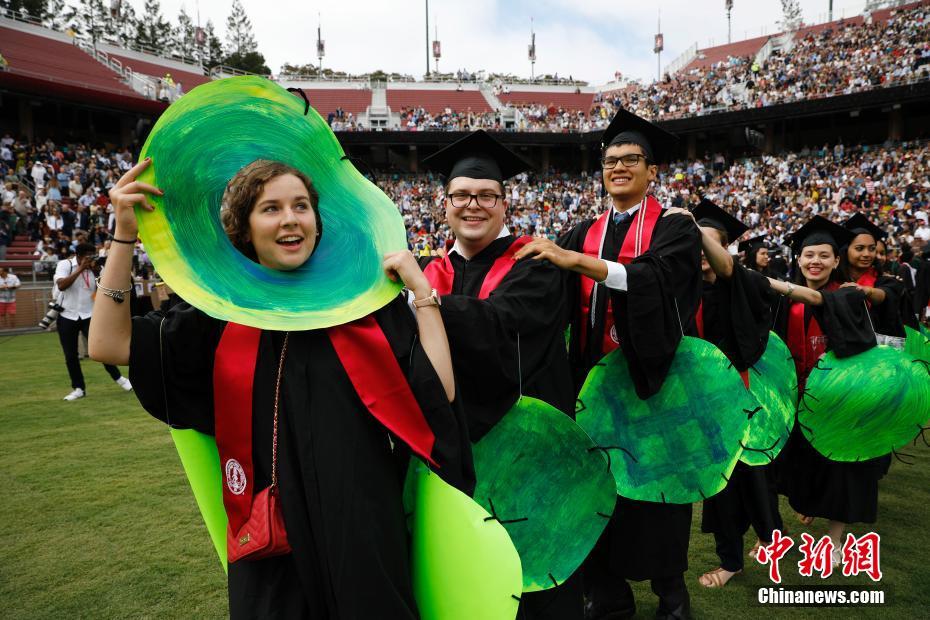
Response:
[0,136,153,279]
[380,140,930,269]
[328,3,930,133]
[4,136,929,294]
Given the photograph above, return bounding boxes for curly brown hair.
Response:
[220,160,322,261]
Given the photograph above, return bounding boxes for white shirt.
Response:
[54,257,96,320]
[0,273,20,303]
[599,204,643,292]
[449,225,511,259]
[406,226,512,312]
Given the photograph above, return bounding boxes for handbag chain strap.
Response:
[270,332,289,491]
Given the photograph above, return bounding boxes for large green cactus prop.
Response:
[576,337,752,504]
[799,345,930,461]
[741,332,797,465]
[471,397,615,591]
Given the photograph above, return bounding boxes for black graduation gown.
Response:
[418,235,575,440]
[558,209,702,582]
[914,258,930,318]
[129,297,473,619]
[696,267,784,550]
[421,237,579,619]
[772,287,889,524]
[867,274,917,335]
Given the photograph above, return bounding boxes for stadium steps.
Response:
[479,84,503,110]
[0,19,143,99]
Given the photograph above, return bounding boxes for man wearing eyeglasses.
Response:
[417,130,579,620]
[516,109,702,620]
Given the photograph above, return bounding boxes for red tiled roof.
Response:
[498,91,595,112]
[386,89,493,115]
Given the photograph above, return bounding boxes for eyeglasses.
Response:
[601,154,650,169]
[446,192,504,209]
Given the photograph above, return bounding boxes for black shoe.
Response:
[585,600,636,620]
[655,600,692,620]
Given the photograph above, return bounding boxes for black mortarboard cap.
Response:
[691,198,748,242]
[737,234,769,254]
[843,213,887,241]
[788,216,855,255]
[421,129,532,183]
[599,107,679,163]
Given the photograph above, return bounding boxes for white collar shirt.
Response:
[54,257,96,320]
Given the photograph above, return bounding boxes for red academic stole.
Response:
[695,300,750,389]
[786,282,839,388]
[856,269,878,309]
[213,316,438,556]
[423,236,533,299]
[579,196,662,355]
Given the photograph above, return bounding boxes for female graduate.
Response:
[666,201,785,589]
[89,158,473,619]
[739,235,772,276]
[767,216,883,561]
[840,213,918,338]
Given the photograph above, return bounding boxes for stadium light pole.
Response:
[726,0,733,44]
[425,0,430,78]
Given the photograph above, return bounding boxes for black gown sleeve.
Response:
[128,302,224,435]
[915,259,930,318]
[376,294,475,495]
[435,257,572,436]
[723,265,776,370]
[870,275,911,336]
[612,214,703,398]
[818,288,876,358]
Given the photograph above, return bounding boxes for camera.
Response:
[39,300,65,330]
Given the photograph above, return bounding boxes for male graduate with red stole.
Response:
[515,110,702,620]
[418,131,579,619]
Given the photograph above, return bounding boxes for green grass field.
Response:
[2,331,927,619]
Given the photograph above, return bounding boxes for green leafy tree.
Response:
[172,6,197,62]
[779,0,803,33]
[224,0,256,56]
[70,0,110,48]
[110,0,137,48]
[223,50,270,75]
[134,0,170,55]
[222,0,268,74]
[201,19,225,69]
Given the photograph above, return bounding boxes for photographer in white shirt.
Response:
[54,242,132,401]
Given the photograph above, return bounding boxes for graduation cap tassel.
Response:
[673,298,685,339]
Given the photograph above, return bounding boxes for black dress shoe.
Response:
[654,600,692,620]
[585,600,636,620]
